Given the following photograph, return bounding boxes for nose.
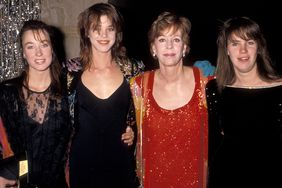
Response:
[35,46,43,56]
[240,43,248,53]
[166,39,173,49]
[100,29,108,38]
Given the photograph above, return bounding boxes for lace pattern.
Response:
[23,85,50,124]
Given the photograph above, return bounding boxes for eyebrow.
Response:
[23,39,49,46]
[229,39,240,42]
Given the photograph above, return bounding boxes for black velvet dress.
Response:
[0,76,72,188]
[69,78,138,188]
[206,79,282,188]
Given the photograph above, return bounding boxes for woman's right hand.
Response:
[0,176,17,188]
[121,126,134,146]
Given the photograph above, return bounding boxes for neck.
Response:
[234,72,263,87]
[157,65,185,83]
[27,70,51,92]
[90,52,114,70]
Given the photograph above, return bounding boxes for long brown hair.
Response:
[216,16,279,92]
[78,3,124,70]
[19,20,62,95]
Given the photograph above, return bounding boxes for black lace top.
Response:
[0,76,72,188]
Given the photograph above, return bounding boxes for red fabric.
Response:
[0,117,14,158]
[142,68,208,188]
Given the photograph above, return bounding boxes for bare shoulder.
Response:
[269,78,282,86]
[275,78,282,84]
[183,66,194,76]
[258,79,282,88]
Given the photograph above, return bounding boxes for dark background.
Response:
[110,0,281,72]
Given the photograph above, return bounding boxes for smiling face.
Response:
[227,33,258,75]
[88,15,116,54]
[22,29,52,73]
[152,27,187,67]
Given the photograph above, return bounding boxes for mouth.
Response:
[238,57,249,62]
[163,53,176,57]
[98,40,109,45]
[35,59,45,64]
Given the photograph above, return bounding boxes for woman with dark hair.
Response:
[206,17,282,188]
[65,3,143,188]
[0,20,72,188]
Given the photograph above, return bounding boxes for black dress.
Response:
[69,78,138,188]
[206,79,282,188]
[0,76,71,188]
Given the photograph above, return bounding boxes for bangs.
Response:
[32,29,50,43]
[231,28,252,41]
[89,14,100,31]
[89,14,117,32]
[160,25,177,35]
[228,23,259,42]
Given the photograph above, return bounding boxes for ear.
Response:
[151,45,157,56]
[183,45,190,55]
[152,44,156,53]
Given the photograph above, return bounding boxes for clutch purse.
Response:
[0,151,28,187]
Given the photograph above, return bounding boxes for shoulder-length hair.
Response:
[78,3,124,70]
[148,11,192,58]
[216,16,279,92]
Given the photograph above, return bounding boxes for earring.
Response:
[183,53,185,58]
[153,51,156,57]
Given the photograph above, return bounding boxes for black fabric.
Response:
[206,79,223,167]
[63,58,142,188]
[0,152,27,181]
[0,155,18,180]
[206,79,282,188]
[69,78,138,188]
[0,76,71,188]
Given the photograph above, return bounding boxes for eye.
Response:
[247,40,256,45]
[93,25,101,32]
[42,42,49,48]
[26,45,34,49]
[107,27,115,32]
[174,38,181,43]
[230,42,238,47]
[158,38,165,43]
